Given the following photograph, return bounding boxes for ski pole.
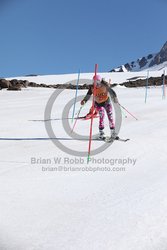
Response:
[71,105,83,133]
[72,69,80,122]
[118,103,138,121]
[120,106,127,118]
[87,63,98,163]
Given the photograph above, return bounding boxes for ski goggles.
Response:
[92,80,101,85]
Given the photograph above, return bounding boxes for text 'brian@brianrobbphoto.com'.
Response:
[30,157,137,173]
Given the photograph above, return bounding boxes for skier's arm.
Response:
[102,80,118,103]
[109,88,118,103]
[81,86,92,105]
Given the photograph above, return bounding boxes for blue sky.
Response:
[0,0,167,77]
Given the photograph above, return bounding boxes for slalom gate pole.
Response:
[162,70,166,99]
[164,71,166,98]
[145,70,149,103]
[87,64,98,163]
[119,103,138,121]
[71,105,83,133]
[72,69,80,122]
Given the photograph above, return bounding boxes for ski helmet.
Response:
[93,75,102,86]
[93,75,102,82]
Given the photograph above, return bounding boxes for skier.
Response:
[81,75,118,139]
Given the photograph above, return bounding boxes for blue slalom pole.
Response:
[162,70,166,99]
[145,70,149,103]
[72,69,80,122]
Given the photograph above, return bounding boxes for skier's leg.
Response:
[95,105,105,138]
[104,102,114,128]
[95,106,105,130]
[104,102,117,138]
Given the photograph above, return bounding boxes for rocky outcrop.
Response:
[7,85,22,91]
[120,75,165,88]
[0,79,11,89]
[0,78,91,91]
[149,41,167,67]
[0,79,30,90]
[139,57,148,68]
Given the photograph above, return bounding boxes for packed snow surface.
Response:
[0,72,167,250]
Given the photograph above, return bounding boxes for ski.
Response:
[95,136,130,143]
[105,136,130,143]
[30,115,99,122]
[115,136,130,142]
[79,114,99,120]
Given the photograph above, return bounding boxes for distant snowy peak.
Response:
[110,41,167,72]
[111,54,155,72]
[149,41,167,68]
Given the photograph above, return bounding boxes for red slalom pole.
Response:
[87,64,98,163]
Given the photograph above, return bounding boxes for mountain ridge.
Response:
[110,41,167,72]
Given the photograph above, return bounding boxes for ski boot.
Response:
[98,129,106,140]
[110,128,117,140]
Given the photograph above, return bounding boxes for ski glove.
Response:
[81,100,86,106]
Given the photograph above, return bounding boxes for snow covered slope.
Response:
[7,69,165,85]
[0,73,167,250]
